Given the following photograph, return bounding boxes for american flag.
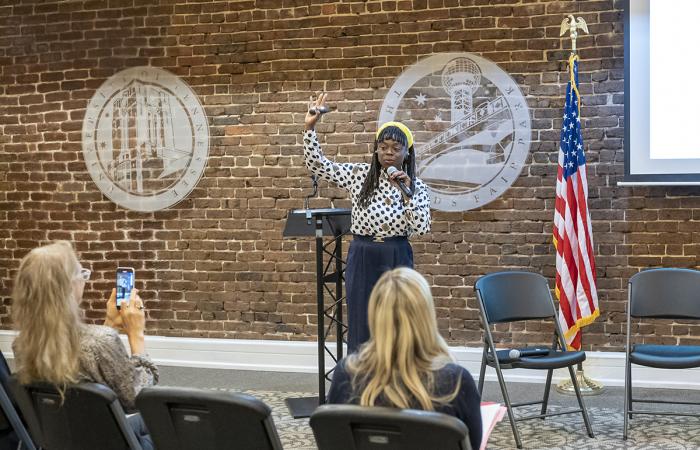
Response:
[553,54,599,351]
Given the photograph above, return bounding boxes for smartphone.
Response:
[115,267,135,310]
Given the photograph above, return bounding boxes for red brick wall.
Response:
[1,0,698,350]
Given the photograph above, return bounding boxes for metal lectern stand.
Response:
[282,208,351,418]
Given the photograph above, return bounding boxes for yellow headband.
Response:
[376,121,414,149]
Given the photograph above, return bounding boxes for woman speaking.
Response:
[303,93,431,353]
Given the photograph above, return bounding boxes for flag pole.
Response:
[555,339,605,395]
[554,14,604,396]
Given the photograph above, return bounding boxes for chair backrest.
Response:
[0,352,13,431]
[0,352,11,389]
[629,268,700,319]
[136,386,283,450]
[310,404,471,450]
[9,378,141,450]
[474,271,556,324]
[0,353,36,450]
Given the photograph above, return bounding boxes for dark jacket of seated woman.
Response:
[326,268,482,450]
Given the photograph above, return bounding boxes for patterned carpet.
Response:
[238,389,700,450]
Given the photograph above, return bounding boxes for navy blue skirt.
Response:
[345,235,414,353]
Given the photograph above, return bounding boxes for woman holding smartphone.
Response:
[12,241,157,450]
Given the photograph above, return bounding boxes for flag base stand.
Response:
[555,368,604,396]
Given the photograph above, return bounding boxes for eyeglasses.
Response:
[76,268,91,281]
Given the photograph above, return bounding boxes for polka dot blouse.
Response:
[303,130,431,238]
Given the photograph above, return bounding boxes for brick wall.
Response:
[1,0,698,351]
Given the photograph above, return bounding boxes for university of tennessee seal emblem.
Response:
[82,67,209,212]
[379,53,531,212]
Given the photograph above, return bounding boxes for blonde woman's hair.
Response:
[12,241,83,389]
[345,267,459,411]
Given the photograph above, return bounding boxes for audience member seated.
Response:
[328,267,483,450]
[11,241,158,450]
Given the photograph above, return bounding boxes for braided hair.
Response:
[358,125,416,208]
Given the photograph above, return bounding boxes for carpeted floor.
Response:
[235,388,700,450]
[157,367,700,449]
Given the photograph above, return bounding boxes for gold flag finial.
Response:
[560,14,589,54]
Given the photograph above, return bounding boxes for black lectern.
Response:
[282,208,351,418]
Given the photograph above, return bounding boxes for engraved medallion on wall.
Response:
[82,67,209,212]
[379,53,532,212]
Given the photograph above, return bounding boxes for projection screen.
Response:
[623,0,700,185]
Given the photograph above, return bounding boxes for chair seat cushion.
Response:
[488,348,586,370]
[631,344,700,369]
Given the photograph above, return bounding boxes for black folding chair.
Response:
[624,268,700,439]
[474,271,594,449]
[310,404,472,450]
[0,353,35,450]
[9,378,142,450]
[136,386,283,450]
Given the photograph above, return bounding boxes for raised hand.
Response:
[305,92,328,131]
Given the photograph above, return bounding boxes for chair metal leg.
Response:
[478,347,487,396]
[494,365,522,448]
[623,360,630,440]
[540,369,553,419]
[567,365,594,438]
[627,361,633,419]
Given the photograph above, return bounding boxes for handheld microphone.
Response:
[508,348,550,359]
[387,166,413,198]
[308,106,331,115]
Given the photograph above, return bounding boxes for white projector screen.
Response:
[624,0,700,184]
